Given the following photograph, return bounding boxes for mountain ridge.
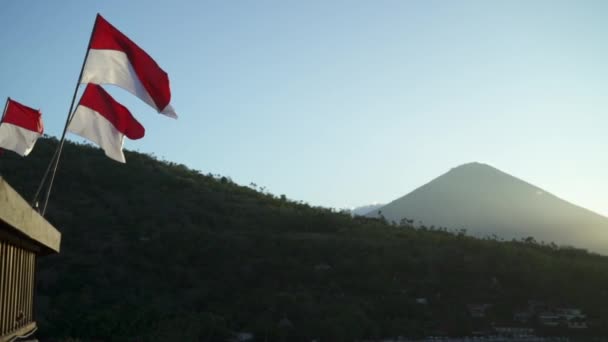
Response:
[371,162,608,254]
[350,203,384,216]
[447,162,606,218]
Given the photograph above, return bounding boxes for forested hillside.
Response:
[2,137,608,341]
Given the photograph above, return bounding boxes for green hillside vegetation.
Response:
[2,137,608,341]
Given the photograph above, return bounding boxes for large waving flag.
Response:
[80,14,177,118]
[0,98,43,156]
[68,84,145,163]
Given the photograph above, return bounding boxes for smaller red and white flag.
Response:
[0,98,44,156]
[81,14,177,118]
[68,84,145,163]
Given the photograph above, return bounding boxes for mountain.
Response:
[3,139,608,340]
[351,203,384,216]
[371,162,608,254]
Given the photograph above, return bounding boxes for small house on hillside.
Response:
[494,326,534,337]
[415,297,428,305]
[0,177,61,342]
[556,308,585,320]
[527,300,547,313]
[467,304,492,318]
[229,332,254,342]
[538,312,560,327]
[538,307,587,328]
[513,310,532,323]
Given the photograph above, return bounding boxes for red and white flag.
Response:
[68,84,145,163]
[81,14,177,118]
[0,99,43,156]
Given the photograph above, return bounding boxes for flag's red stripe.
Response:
[78,84,145,140]
[90,14,171,112]
[2,99,43,134]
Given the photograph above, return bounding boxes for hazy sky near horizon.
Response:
[1,1,608,216]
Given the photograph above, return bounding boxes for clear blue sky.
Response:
[1,0,607,216]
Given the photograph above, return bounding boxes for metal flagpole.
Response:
[1,97,10,123]
[39,15,99,216]
[31,145,59,209]
[0,98,9,156]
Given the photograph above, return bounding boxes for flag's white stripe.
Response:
[0,123,41,156]
[67,105,127,163]
[81,49,177,118]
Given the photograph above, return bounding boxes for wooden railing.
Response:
[0,239,36,341]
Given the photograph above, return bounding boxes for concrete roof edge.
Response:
[0,177,61,253]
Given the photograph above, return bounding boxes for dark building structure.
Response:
[0,177,60,342]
